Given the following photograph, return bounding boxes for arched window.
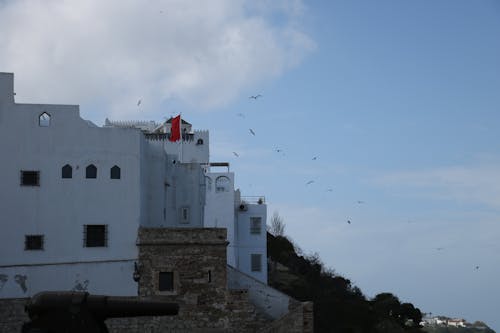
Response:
[196,138,204,145]
[86,164,97,179]
[205,176,212,192]
[215,176,230,193]
[61,164,72,179]
[39,112,51,127]
[110,165,121,179]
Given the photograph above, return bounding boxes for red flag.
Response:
[169,115,181,142]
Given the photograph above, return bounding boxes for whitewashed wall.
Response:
[204,172,237,266]
[0,73,140,298]
[236,203,268,283]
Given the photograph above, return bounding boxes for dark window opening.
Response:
[39,112,51,127]
[86,164,97,179]
[196,138,204,145]
[62,164,72,179]
[25,235,44,250]
[251,254,262,272]
[21,171,40,186]
[159,272,174,291]
[250,217,262,235]
[208,270,212,283]
[84,225,107,247]
[180,207,189,224]
[110,165,121,179]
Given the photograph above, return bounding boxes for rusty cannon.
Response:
[21,291,179,333]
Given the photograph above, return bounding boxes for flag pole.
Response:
[179,112,183,163]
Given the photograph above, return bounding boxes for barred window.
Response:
[62,164,72,179]
[21,171,40,186]
[251,254,262,272]
[159,272,174,291]
[250,217,262,235]
[25,235,44,250]
[84,225,107,247]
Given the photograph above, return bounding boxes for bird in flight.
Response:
[357,201,365,204]
[232,152,239,157]
[306,180,314,185]
[137,99,142,106]
[435,247,444,251]
[326,188,333,192]
[275,148,283,153]
[347,220,351,224]
[249,129,256,136]
[236,113,245,118]
[249,94,262,100]
[312,156,318,160]
[475,266,480,270]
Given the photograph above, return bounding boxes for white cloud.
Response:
[376,164,500,209]
[0,0,314,118]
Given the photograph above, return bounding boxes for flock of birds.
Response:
[234,94,483,272]
[135,94,482,272]
[231,94,373,228]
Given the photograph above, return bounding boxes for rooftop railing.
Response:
[240,196,266,204]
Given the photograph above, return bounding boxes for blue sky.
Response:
[1,0,499,330]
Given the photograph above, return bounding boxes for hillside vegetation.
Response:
[267,232,423,333]
[267,232,496,333]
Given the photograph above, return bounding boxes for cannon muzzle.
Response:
[26,291,179,318]
[23,291,179,333]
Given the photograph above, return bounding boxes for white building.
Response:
[0,72,267,299]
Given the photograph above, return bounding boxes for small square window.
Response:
[25,235,44,250]
[251,254,262,272]
[158,272,174,291]
[21,171,40,186]
[250,217,262,235]
[84,225,107,247]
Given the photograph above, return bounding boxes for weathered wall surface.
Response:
[0,298,28,333]
[0,227,313,332]
[258,302,314,333]
[106,228,271,332]
[227,265,289,319]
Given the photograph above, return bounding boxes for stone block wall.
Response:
[0,298,28,333]
[257,301,314,333]
[137,228,228,303]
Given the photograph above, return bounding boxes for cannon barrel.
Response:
[26,291,179,319]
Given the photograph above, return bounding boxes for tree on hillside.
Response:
[269,211,285,236]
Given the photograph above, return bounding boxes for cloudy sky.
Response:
[2,0,500,330]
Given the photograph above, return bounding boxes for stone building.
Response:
[0,72,312,332]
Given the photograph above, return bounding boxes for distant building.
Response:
[447,318,466,327]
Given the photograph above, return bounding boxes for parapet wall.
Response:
[227,265,291,319]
